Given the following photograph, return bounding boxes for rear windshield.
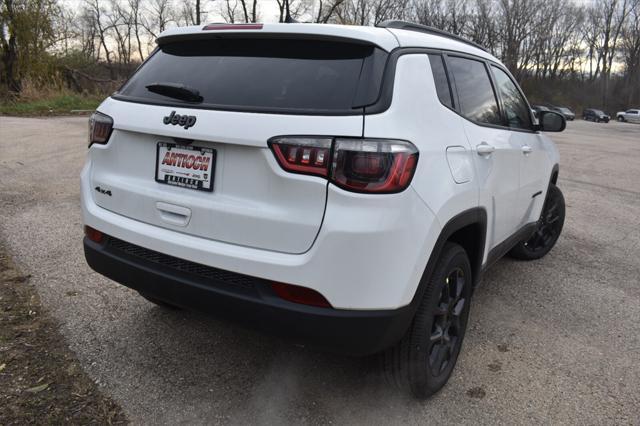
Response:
[116,38,386,114]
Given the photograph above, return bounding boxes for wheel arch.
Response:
[409,208,487,309]
[550,164,559,186]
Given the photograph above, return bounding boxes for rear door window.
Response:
[117,38,386,114]
[447,56,502,125]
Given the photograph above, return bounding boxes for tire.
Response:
[618,116,625,122]
[508,184,565,261]
[381,242,473,399]
[138,292,182,310]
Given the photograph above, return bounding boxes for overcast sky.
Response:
[62,0,289,24]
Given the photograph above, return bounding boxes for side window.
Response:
[491,66,532,130]
[428,54,453,109]
[447,56,501,125]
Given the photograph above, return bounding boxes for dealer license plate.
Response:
[155,142,216,192]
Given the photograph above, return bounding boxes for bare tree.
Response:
[218,0,240,23]
[238,0,258,23]
[85,0,116,78]
[141,0,174,39]
[107,0,134,64]
[584,0,632,107]
[128,0,144,60]
[314,0,346,23]
[621,0,640,104]
[276,0,312,22]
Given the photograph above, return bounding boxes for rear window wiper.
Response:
[146,82,203,103]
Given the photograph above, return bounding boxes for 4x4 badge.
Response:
[94,186,112,196]
[163,111,197,129]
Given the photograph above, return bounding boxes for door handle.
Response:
[476,143,495,156]
[521,145,533,155]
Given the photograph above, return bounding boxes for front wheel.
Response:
[381,243,473,398]
[509,184,565,260]
[617,116,625,122]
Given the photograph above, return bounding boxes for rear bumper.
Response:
[81,159,439,310]
[84,235,415,356]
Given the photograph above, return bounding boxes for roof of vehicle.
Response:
[157,22,500,63]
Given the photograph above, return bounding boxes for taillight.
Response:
[88,111,113,147]
[269,137,418,194]
[271,282,332,308]
[269,137,332,177]
[331,139,418,193]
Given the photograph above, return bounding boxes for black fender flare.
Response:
[550,164,559,186]
[408,207,487,312]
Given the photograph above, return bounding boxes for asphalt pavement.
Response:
[0,116,638,424]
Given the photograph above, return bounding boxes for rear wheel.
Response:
[381,243,473,399]
[509,184,565,260]
[138,292,181,310]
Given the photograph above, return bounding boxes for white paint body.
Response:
[81,23,559,310]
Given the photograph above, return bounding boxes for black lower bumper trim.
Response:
[83,236,414,356]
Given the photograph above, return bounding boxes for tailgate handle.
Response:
[156,202,191,227]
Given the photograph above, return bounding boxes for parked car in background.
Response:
[616,109,640,123]
[583,108,610,122]
[550,106,575,121]
[531,105,551,119]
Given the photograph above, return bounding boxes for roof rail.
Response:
[376,20,488,52]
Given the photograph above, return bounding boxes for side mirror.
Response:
[537,111,566,132]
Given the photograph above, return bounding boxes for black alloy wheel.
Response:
[509,184,565,260]
[381,242,473,398]
[427,267,467,377]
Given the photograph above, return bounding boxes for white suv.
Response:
[81,21,566,398]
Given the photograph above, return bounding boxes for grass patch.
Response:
[0,93,105,116]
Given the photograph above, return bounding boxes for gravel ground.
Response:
[0,116,639,424]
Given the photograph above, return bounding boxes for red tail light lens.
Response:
[269,137,332,177]
[88,112,113,147]
[271,282,332,308]
[331,139,418,193]
[269,137,418,193]
[84,225,104,243]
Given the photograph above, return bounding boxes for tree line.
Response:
[1,0,639,111]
